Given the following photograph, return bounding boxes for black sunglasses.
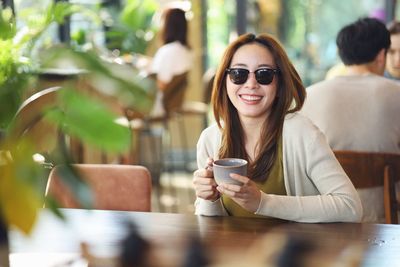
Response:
[226,68,279,85]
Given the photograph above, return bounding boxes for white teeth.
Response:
[241,95,262,101]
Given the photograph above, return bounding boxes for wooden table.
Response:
[8,209,400,267]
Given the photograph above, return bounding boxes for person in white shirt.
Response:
[301,17,400,223]
[192,33,362,223]
[150,8,192,116]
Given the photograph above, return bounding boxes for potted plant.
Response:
[0,2,155,264]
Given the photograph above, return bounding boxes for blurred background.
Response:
[7,0,396,84]
[1,0,399,213]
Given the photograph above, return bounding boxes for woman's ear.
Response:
[377,49,386,63]
[375,48,387,73]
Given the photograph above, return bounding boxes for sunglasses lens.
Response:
[228,69,249,84]
[227,68,277,85]
[255,69,275,85]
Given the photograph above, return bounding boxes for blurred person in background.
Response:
[150,8,192,116]
[301,17,400,223]
[385,20,400,81]
[325,9,386,81]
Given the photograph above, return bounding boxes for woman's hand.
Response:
[193,158,220,201]
[217,173,261,213]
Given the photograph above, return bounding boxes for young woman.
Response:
[150,8,192,116]
[193,33,362,223]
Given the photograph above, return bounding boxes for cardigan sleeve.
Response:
[255,115,363,222]
[194,125,228,216]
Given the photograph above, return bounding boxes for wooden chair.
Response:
[9,84,140,165]
[6,86,90,164]
[170,70,213,171]
[120,72,190,211]
[7,87,62,158]
[174,68,213,139]
[45,164,152,211]
[162,71,189,115]
[126,72,190,176]
[333,151,400,224]
[8,87,60,137]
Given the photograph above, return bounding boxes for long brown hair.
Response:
[161,8,188,47]
[211,33,305,181]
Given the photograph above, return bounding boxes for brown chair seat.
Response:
[45,164,152,211]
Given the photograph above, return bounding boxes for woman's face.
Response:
[226,43,278,122]
[386,33,400,78]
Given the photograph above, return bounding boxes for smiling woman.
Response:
[193,33,363,223]
[226,42,279,121]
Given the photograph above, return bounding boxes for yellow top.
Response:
[222,139,286,218]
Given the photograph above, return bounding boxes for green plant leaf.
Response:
[45,88,131,153]
[0,139,45,234]
[104,0,158,54]
[39,47,156,115]
[0,7,16,40]
[0,1,156,234]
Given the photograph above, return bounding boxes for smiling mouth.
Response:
[240,94,263,101]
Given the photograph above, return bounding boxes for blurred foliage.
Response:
[0,2,154,234]
[71,28,87,46]
[206,0,235,69]
[278,0,305,50]
[40,47,155,115]
[103,0,158,54]
[275,0,382,85]
[0,139,44,234]
[0,2,90,128]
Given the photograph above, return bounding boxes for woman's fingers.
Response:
[194,183,216,191]
[217,179,253,197]
[193,177,217,186]
[193,159,218,201]
[193,168,213,179]
[217,184,244,197]
[195,184,219,200]
[206,157,214,167]
[218,183,241,192]
[229,173,250,184]
[193,168,219,200]
[217,178,261,212]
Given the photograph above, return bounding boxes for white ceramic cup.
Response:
[213,158,248,185]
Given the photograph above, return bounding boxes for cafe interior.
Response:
[1,0,400,266]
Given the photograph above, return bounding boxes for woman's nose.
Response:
[244,72,258,87]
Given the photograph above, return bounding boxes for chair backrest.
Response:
[333,150,400,224]
[162,72,188,114]
[45,164,152,211]
[6,86,86,163]
[5,87,73,165]
[7,86,62,143]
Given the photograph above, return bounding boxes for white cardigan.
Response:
[195,113,363,223]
